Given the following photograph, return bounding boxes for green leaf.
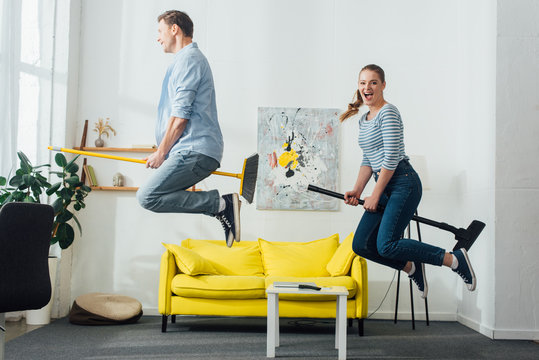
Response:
[56,209,73,223]
[65,162,79,174]
[23,195,34,203]
[0,176,6,186]
[60,187,74,201]
[64,154,80,169]
[51,197,64,213]
[73,202,81,211]
[33,163,51,170]
[17,151,33,173]
[72,214,82,235]
[12,192,25,201]
[81,185,92,193]
[30,184,42,197]
[46,182,62,196]
[55,223,75,249]
[55,153,67,167]
[0,193,9,205]
[22,174,36,186]
[65,175,79,185]
[9,175,23,187]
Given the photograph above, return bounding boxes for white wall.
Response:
[454,0,497,337]
[492,0,539,340]
[66,0,537,339]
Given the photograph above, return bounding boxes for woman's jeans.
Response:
[136,151,221,216]
[352,159,445,270]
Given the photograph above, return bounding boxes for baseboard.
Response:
[457,313,494,338]
[369,311,457,322]
[142,307,457,322]
[142,308,160,316]
[457,314,539,340]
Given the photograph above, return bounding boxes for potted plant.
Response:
[0,151,91,249]
[0,151,91,324]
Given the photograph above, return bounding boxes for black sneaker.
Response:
[215,193,241,247]
[408,262,428,299]
[451,248,476,291]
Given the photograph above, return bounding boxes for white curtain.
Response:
[0,0,20,176]
[0,0,58,177]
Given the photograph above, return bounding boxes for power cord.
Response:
[367,270,397,319]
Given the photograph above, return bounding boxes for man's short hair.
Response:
[158,10,193,38]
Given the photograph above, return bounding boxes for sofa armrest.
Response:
[350,256,368,319]
[158,250,179,315]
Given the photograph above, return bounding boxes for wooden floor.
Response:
[4,317,45,342]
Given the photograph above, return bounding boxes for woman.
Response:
[341,64,476,298]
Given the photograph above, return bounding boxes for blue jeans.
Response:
[352,159,445,270]
[136,151,221,216]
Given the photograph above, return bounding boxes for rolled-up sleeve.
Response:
[361,153,371,168]
[170,56,204,119]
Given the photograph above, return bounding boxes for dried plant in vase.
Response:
[93,117,116,147]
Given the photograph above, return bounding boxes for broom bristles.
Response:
[240,153,259,204]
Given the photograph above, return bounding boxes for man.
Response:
[136,10,240,247]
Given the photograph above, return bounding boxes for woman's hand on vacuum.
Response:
[363,195,380,212]
[344,190,362,206]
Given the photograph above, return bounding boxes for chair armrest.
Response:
[350,256,368,319]
[158,250,179,315]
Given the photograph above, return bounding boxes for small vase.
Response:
[95,136,104,147]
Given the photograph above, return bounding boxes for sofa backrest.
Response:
[181,239,264,276]
[258,234,339,277]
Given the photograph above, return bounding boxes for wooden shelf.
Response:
[91,186,138,191]
[90,186,201,192]
[74,147,156,153]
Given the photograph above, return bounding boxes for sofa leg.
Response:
[171,315,176,323]
[161,315,168,333]
[348,318,353,327]
[357,318,364,336]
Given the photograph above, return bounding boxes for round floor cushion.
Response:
[69,293,143,325]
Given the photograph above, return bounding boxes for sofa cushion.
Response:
[162,243,219,275]
[258,234,339,277]
[266,276,357,300]
[181,239,264,276]
[171,274,266,299]
[326,232,356,276]
[182,239,259,248]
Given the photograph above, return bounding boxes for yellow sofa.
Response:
[158,233,368,335]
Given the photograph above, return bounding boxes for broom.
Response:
[48,147,259,204]
[307,184,485,252]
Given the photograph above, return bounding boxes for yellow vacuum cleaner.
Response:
[48,146,259,204]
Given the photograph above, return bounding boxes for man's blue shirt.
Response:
[156,42,223,163]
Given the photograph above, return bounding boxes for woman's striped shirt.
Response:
[358,103,407,172]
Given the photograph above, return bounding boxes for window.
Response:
[1,0,56,170]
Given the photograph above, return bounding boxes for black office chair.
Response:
[0,202,55,360]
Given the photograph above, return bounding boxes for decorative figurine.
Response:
[112,172,124,187]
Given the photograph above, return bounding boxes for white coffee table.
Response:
[266,284,349,359]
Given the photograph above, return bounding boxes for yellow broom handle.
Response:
[212,170,242,179]
[48,146,146,164]
[48,147,243,178]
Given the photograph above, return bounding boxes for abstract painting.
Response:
[257,107,340,210]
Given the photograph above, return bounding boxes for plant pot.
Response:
[26,256,58,325]
[95,136,104,147]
